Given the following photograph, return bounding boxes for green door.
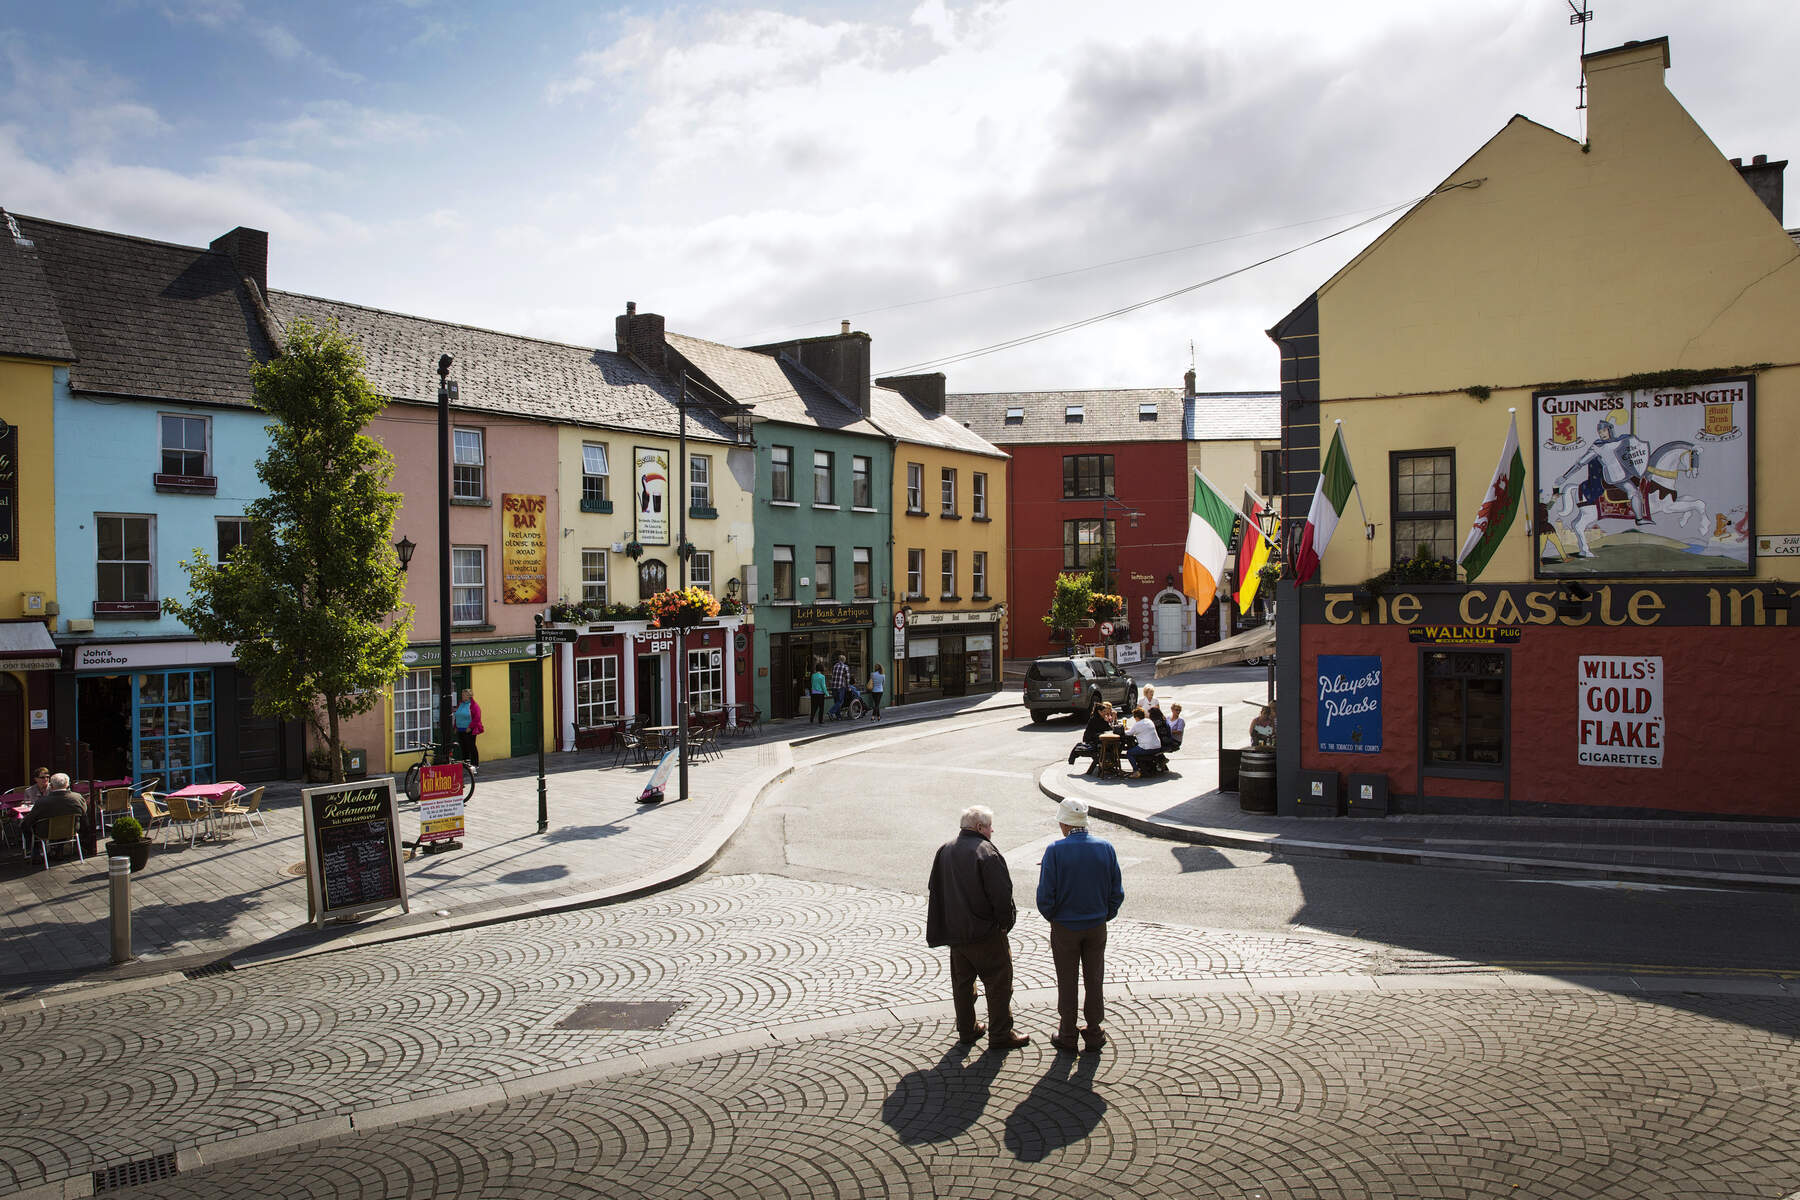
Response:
[509,660,541,758]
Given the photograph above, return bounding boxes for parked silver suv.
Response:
[1024,655,1137,724]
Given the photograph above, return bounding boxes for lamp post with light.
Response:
[435,355,458,768]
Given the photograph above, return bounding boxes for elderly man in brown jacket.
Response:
[926,805,1030,1050]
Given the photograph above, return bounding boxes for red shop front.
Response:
[549,618,750,751]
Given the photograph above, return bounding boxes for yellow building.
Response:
[0,222,73,781]
[1269,35,1800,819]
[873,375,1009,703]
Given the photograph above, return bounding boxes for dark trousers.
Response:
[868,692,882,717]
[948,930,1015,1039]
[1049,921,1108,1037]
[810,693,827,723]
[457,729,479,767]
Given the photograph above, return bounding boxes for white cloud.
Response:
[237,100,454,153]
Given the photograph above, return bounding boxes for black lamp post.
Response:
[436,355,457,767]
[1096,494,1142,596]
[676,374,692,803]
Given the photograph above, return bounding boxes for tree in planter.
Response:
[1041,572,1095,651]
[165,319,411,784]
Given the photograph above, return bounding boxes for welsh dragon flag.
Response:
[1181,468,1238,611]
[1457,411,1526,581]
[1293,425,1357,583]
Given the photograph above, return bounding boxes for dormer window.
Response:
[1065,405,1084,423]
[1138,403,1158,421]
[1004,407,1025,425]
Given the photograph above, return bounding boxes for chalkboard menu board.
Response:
[301,777,410,927]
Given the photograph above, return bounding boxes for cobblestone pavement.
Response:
[108,988,1800,1198]
[0,873,1496,1195]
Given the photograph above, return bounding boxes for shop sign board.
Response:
[301,777,410,927]
[1534,379,1751,579]
[1577,655,1663,768]
[1112,641,1141,665]
[1408,626,1522,646]
[635,446,671,545]
[792,603,874,629]
[416,764,466,845]
[500,493,548,604]
[0,419,16,561]
[402,638,539,669]
[1317,654,1381,754]
[74,641,236,671]
[1755,534,1800,557]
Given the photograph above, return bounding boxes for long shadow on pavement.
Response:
[1004,1047,1105,1162]
[882,1043,1006,1144]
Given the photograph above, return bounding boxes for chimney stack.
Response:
[841,319,850,335]
[745,327,872,418]
[1732,154,1787,224]
[1183,368,1196,397]
[876,372,947,414]
[616,300,667,371]
[210,226,268,297]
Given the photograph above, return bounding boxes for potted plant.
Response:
[1088,592,1125,624]
[305,745,333,782]
[107,815,152,872]
[645,586,722,629]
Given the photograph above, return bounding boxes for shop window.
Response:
[160,413,210,477]
[973,472,988,519]
[575,656,619,726]
[1062,454,1114,498]
[972,551,988,598]
[907,548,924,598]
[771,445,793,502]
[451,546,486,624]
[453,428,486,500]
[853,547,871,599]
[966,633,995,687]
[690,454,712,511]
[394,668,437,753]
[638,557,667,598]
[97,513,155,603]
[216,516,252,561]
[813,450,835,506]
[1423,651,1506,769]
[852,456,873,508]
[1062,518,1114,570]
[135,668,214,789]
[906,462,924,513]
[908,637,939,690]
[772,545,795,601]
[940,550,957,598]
[582,549,608,604]
[690,550,713,592]
[941,468,957,516]
[1392,450,1455,563]
[582,443,610,506]
[687,647,724,714]
[815,546,836,599]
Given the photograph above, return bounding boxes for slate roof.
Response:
[666,332,884,439]
[944,388,1187,445]
[270,293,737,442]
[1183,391,1281,441]
[867,387,1007,459]
[12,214,276,405]
[0,214,73,362]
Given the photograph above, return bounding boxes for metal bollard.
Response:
[109,856,133,964]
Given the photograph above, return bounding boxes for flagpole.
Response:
[1330,418,1373,534]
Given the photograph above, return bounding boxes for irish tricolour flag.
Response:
[1181,468,1239,611]
[1457,410,1526,582]
[1293,424,1358,583]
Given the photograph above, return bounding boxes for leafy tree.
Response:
[1041,572,1094,650]
[165,319,411,782]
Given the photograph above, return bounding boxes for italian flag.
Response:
[1457,410,1526,582]
[1293,424,1357,583]
[1181,468,1239,611]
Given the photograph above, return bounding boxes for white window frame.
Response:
[852,547,871,599]
[941,549,956,598]
[582,442,610,503]
[1065,404,1084,422]
[96,513,155,603]
[453,428,486,500]
[582,549,608,604]
[772,544,795,601]
[216,516,252,561]
[690,453,712,510]
[972,550,988,598]
[771,445,793,502]
[941,468,957,516]
[813,449,835,506]
[687,647,725,715]
[394,668,436,754]
[160,413,211,477]
[907,548,924,598]
[690,550,713,592]
[575,655,620,727]
[973,472,988,519]
[451,545,486,625]
[906,462,924,512]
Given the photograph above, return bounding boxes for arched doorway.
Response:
[1152,588,1190,655]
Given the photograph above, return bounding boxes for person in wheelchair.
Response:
[1067,702,1120,773]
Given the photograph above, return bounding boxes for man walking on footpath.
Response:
[828,652,852,719]
[1037,798,1123,1053]
[927,805,1031,1050]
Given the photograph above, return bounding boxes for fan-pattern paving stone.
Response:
[117,990,1800,1199]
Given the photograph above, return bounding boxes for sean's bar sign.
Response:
[1576,655,1663,768]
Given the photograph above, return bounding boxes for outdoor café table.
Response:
[168,782,244,838]
[642,727,678,763]
[1096,732,1125,779]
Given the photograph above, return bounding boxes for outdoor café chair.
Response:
[35,813,83,870]
[98,787,134,836]
[139,793,171,844]
[214,785,268,838]
[130,777,161,798]
[608,725,641,768]
[165,794,212,848]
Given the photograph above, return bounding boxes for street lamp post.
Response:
[1095,494,1142,598]
[676,375,691,803]
[436,355,457,767]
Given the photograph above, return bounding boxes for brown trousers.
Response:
[948,930,1015,1038]
[1049,921,1108,1037]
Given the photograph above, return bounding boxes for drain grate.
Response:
[183,959,234,980]
[557,1000,685,1030]
[94,1151,178,1193]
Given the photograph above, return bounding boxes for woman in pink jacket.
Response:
[454,688,483,766]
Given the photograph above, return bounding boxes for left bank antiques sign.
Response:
[792,603,874,629]
[301,777,410,927]
[1534,378,1751,579]
[1316,654,1381,754]
[0,419,16,561]
[1576,655,1663,768]
[501,493,548,604]
[635,446,670,545]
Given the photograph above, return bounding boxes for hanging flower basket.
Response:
[645,586,721,629]
[1088,593,1124,623]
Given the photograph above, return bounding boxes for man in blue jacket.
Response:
[1036,798,1124,1052]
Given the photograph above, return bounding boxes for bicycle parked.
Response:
[399,742,479,805]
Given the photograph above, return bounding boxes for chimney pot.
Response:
[841,320,850,335]
[627,300,637,316]
[1754,154,1768,165]
[1730,157,1743,167]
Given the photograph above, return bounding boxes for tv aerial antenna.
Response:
[1568,1,1593,139]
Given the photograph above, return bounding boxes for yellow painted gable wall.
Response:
[0,358,59,613]
[1307,40,1800,585]
[891,444,1008,612]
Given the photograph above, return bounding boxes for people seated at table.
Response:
[1166,703,1186,752]
[1068,702,1120,770]
[24,767,52,801]
[25,773,86,840]
[1124,707,1162,777]
[1145,696,1174,751]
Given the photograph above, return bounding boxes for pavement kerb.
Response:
[1037,765,1800,894]
[25,968,1786,1199]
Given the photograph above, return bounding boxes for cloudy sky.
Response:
[3,1,1794,393]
